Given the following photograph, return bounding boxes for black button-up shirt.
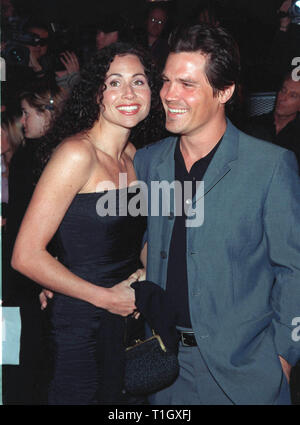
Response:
[165,137,222,327]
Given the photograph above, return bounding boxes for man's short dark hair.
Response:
[168,24,240,98]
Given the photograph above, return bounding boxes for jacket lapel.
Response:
[151,121,239,207]
[154,136,177,183]
[194,119,239,203]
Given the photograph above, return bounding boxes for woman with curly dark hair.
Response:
[12,42,164,405]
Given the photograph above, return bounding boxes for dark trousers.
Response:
[290,361,300,405]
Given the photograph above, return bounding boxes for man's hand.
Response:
[55,51,80,79]
[279,0,292,13]
[279,355,292,383]
[278,0,292,31]
[128,268,146,282]
[39,289,54,310]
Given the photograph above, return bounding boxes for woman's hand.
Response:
[39,288,54,310]
[124,268,146,319]
[101,276,137,317]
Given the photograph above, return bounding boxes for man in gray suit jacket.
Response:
[134,24,300,404]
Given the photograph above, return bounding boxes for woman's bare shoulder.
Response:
[37,135,97,196]
[51,135,96,168]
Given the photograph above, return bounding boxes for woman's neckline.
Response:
[76,184,139,196]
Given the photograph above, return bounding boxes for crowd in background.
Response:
[1,0,300,405]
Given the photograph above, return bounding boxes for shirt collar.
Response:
[174,136,223,170]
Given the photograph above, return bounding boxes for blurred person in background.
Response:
[137,1,171,72]
[81,14,122,63]
[244,70,300,169]
[22,19,81,92]
[81,14,136,62]
[2,80,67,405]
[96,22,119,50]
[1,0,16,19]
[193,0,220,26]
[2,16,81,105]
[23,20,50,77]
[1,111,24,228]
[268,0,300,88]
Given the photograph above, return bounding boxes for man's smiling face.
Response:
[160,52,226,138]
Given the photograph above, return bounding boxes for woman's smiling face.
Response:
[100,54,151,130]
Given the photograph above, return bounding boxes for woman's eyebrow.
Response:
[106,73,122,79]
[106,72,146,79]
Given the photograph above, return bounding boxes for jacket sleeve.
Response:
[264,150,300,366]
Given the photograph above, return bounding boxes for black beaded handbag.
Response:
[124,331,179,396]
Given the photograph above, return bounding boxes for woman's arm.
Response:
[39,241,148,311]
[12,139,136,316]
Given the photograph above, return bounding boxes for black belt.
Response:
[178,331,197,347]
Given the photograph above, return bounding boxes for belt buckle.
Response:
[181,332,194,347]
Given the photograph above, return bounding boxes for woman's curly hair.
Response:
[36,42,166,177]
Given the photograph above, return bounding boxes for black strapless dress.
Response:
[47,188,146,405]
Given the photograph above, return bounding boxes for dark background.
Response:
[11,0,284,24]
[9,0,292,91]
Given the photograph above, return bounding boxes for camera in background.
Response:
[1,17,77,73]
[289,0,300,25]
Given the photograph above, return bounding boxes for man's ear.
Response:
[218,84,235,105]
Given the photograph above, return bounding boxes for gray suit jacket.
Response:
[134,119,300,404]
